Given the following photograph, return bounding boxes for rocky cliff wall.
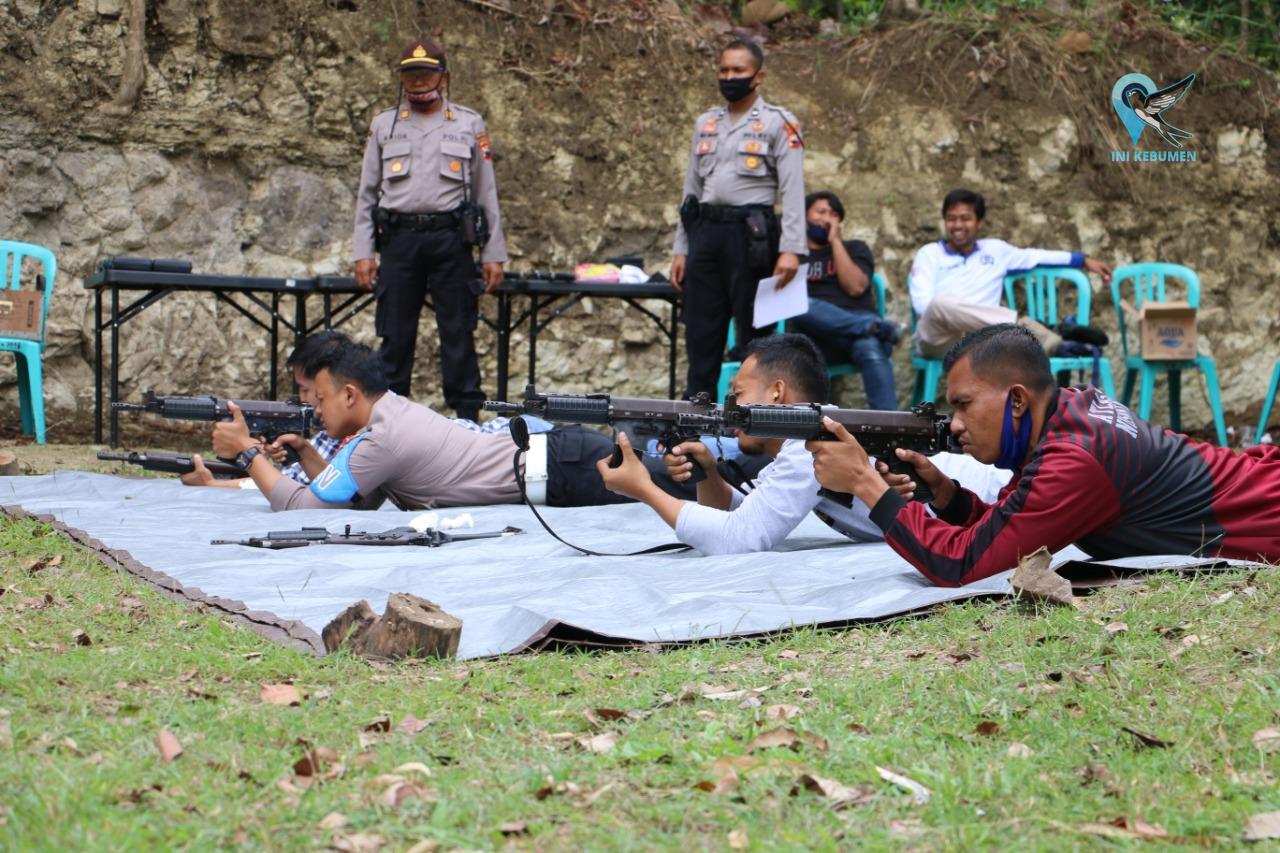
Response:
[1,0,1276,439]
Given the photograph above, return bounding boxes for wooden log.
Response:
[0,453,20,477]
[357,593,462,660]
[321,599,376,653]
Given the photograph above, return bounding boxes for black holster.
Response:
[459,202,489,248]
[679,194,699,233]
[372,206,392,252]
[744,208,773,271]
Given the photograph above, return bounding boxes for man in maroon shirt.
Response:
[806,324,1280,586]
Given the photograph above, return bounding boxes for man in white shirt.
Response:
[910,188,1112,358]
[596,334,1004,555]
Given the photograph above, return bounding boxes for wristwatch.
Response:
[235,445,262,471]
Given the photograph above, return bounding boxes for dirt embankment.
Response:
[1,0,1276,443]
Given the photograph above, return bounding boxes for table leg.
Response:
[110,286,120,447]
[527,294,539,389]
[496,291,511,401]
[94,289,103,443]
[269,292,279,400]
[668,297,678,399]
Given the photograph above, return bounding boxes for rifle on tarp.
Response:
[112,392,315,464]
[212,524,524,550]
[98,450,246,479]
[484,384,721,483]
[718,396,959,504]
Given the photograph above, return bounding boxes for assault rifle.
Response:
[98,450,246,479]
[212,524,524,550]
[719,397,959,504]
[484,385,722,483]
[112,392,314,465]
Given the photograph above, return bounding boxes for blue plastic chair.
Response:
[824,272,889,385]
[1003,267,1115,397]
[1111,263,1227,446]
[908,282,945,404]
[0,241,57,445]
[1256,360,1279,444]
[716,319,785,403]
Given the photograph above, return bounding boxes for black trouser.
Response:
[375,223,483,418]
[543,426,773,507]
[682,211,779,399]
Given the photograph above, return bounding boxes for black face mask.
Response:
[806,223,830,245]
[718,76,755,103]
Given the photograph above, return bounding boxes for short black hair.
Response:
[286,330,350,372]
[805,191,845,220]
[942,188,986,220]
[943,324,1054,392]
[305,341,390,396]
[721,38,765,72]
[742,333,830,403]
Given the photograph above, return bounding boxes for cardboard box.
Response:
[0,291,43,341]
[1140,301,1197,361]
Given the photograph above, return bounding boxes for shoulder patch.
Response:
[309,431,370,503]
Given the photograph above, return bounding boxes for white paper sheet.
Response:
[752,274,809,328]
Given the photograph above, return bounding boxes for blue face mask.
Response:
[995,394,1032,471]
[806,223,830,245]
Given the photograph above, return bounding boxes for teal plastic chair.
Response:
[1111,263,1227,446]
[0,241,57,445]
[824,272,889,384]
[909,284,945,404]
[1256,360,1279,444]
[716,319,784,402]
[1003,267,1115,397]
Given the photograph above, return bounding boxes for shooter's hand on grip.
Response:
[877,448,956,510]
[662,439,711,485]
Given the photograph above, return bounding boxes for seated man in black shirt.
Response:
[790,191,901,410]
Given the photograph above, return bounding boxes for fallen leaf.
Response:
[594,708,632,721]
[765,704,802,721]
[793,773,876,810]
[777,650,800,660]
[975,721,1000,736]
[331,832,385,852]
[318,812,348,830]
[382,781,430,808]
[72,630,92,647]
[1122,726,1172,749]
[1006,742,1034,758]
[747,726,827,754]
[1251,728,1280,754]
[404,841,440,853]
[1104,622,1128,634]
[395,716,428,737]
[498,820,528,836]
[392,762,432,778]
[875,766,931,805]
[260,684,301,706]
[846,722,869,734]
[61,736,81,755]
[156,729,183,762]
[1078,817,1168,840]
[1010,546,1075,607]
[728,829,749,849]
[889,819,925,839]
[363,716,391,733]
[1079,762,1111,785]
[577,732,618,754]
[1244,811,1280,841]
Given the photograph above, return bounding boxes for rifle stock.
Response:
[97,450,247,479]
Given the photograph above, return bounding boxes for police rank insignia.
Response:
[477,131,493,161]
[701,119,718,135]
[697,140,712,154]
[751,120,765,132]
[400,109,410,119]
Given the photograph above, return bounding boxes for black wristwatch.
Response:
[235,445,262,471]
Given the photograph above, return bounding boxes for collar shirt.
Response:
[908,239,1083,318]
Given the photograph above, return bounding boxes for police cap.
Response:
[398,40,446,73]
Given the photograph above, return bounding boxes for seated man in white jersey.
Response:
[911,188,1113,359]
[596,334,1007,555]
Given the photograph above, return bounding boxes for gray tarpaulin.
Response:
[0,473,1246,659]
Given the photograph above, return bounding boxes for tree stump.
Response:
[0,454,20,477]
[358,593,462,660]
[321,600,376,653]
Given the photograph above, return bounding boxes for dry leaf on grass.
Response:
[846,722,869,734]
[156,729,183,762]
[1104,622,1128,634]
[747,726,827,754]
[765,704,802,721]
[393,762,432,778]
[793,773,876,810]
[777,650,800,660]
[876,766,931,805]
[1010,546,1075,607]
[498,821,528,836]
[1122,727,1173,749]
[594,707,646,722]
[259,684,301,706]
[1244,811,1280,841]
[72,630,92,647]
[1006,742,1034,758]
[397,715,430,734]
[331,831,385,852]
[1251,728,1280,754]
[1078,817,1168,840]
[363,716,391,733]
[577,732,618,754]
[974,721,1000,736]
[404,841,440,853]
[727,829,749,849]
[318,812,348,830]
[382,781,433,808]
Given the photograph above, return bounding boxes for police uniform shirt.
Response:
[352,99,508,264]
[671,96,806,257]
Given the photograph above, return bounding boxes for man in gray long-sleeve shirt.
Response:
[670,38,806,399]
[352,39,506,418]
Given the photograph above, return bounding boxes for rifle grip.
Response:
[608,444,643,469]
[885,456,933,504]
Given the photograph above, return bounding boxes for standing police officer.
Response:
[352,39,506,421]
[671,38,806,400]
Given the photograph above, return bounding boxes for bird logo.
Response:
[1111,73,1196,148]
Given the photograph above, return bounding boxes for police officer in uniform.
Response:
[671,38,806,400]
[352,40,507,421]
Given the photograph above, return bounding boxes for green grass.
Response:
[1,514,1277,849]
